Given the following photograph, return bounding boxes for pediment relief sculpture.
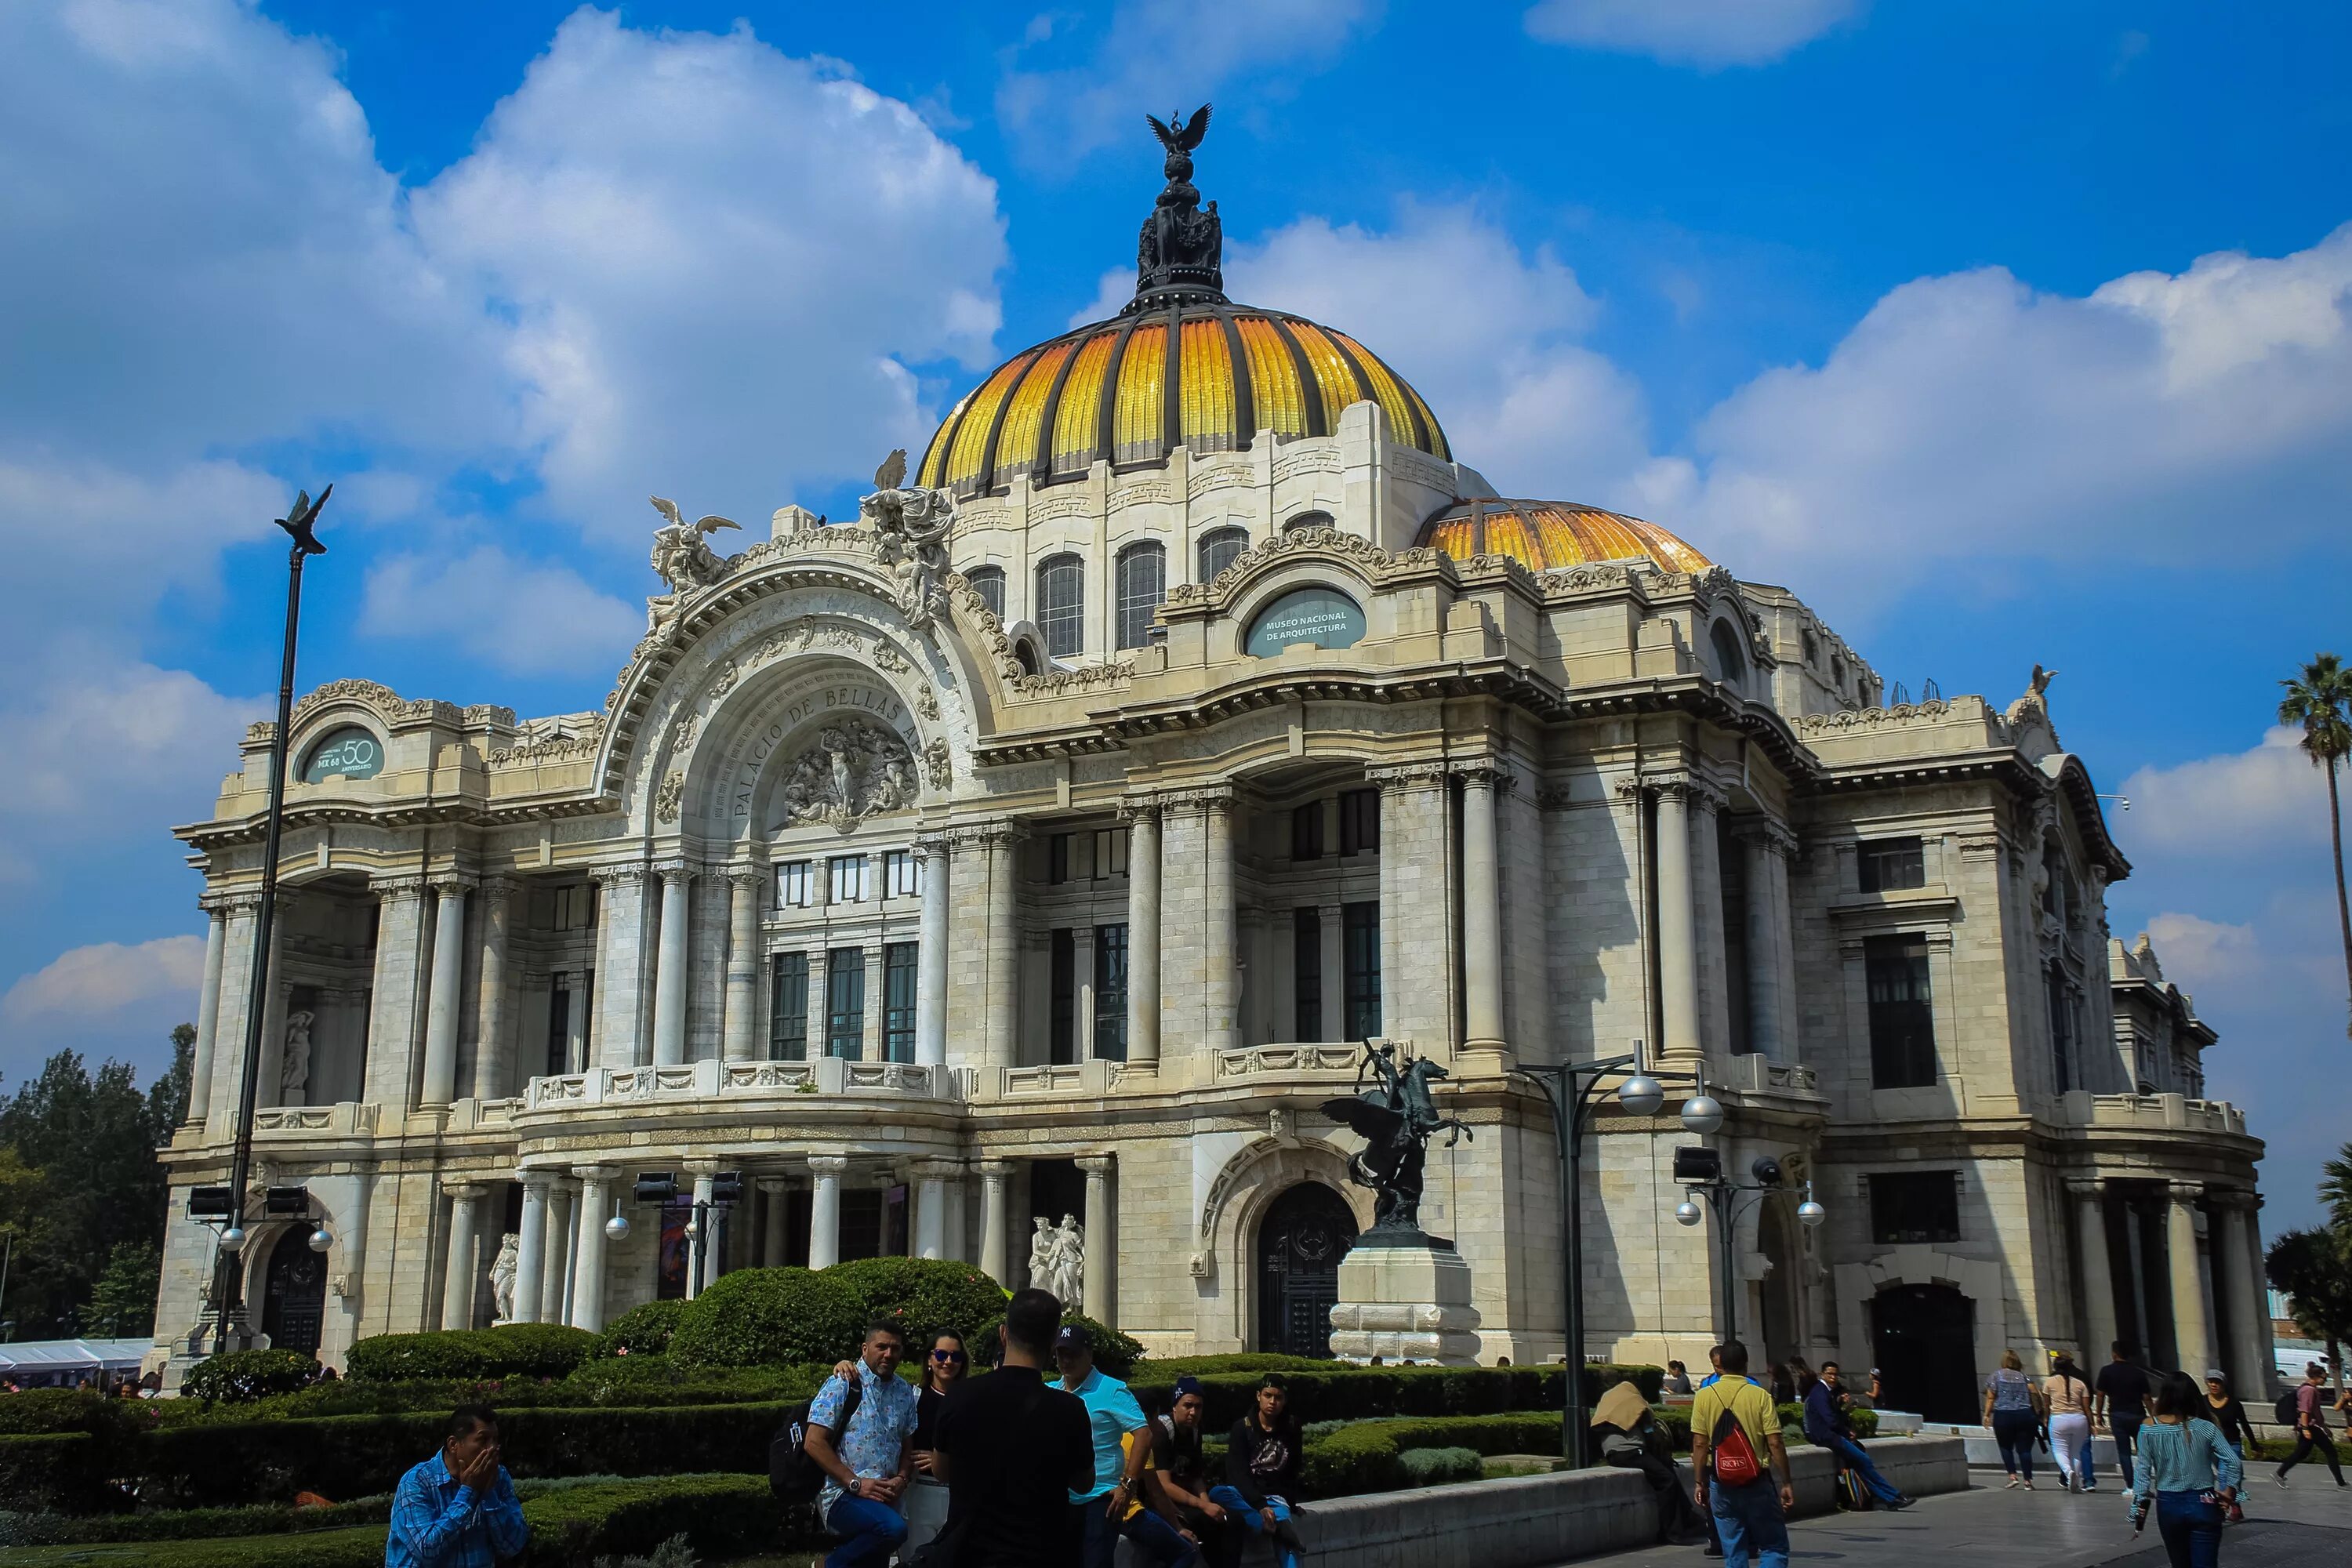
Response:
[771,718,920,834]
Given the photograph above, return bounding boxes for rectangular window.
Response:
[1858,837,1926,893]
[1093,924,1128,1061]
[1294,907,1323,1040]
[883,942,919,1063]
[553,883,596,931]
[2051,964,2077,1093]
[1870,1171,1962,1245]
[1050,928,1077,1065]
[884,849,921,898]
[827,855,866,905]
[770,952,809,1061]
[1036,554,1083,659]
[1048,833,1073,884]
[824,948,866,1060]
[1092,828,1128,879]
[1290,801,1325,862]
[1865,933,1936,1088]
[1339,789,1380,855]
[546,972,572,1077]
[776,861,811,909]
[1343,900,1381,1039]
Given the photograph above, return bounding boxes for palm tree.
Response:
[2280,652,2352,1039]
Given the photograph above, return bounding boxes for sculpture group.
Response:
[1028,1214,1087,1311]
[770,720,921,833]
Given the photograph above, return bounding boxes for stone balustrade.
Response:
[2061,1088,2246,1134]
[1215,1042,1371,1080]
[522,1057,965,1112]
[1715,1052,1824,1098]
[253,1102,382,1138]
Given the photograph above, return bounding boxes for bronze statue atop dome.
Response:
[1130,102,1225,311]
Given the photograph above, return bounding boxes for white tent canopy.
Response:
[0,1338,153,1379]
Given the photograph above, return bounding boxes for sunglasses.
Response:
[931,1349,967,1363]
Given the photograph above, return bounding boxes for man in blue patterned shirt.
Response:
[386,1404,529,1568]
[805,1320,920,1567]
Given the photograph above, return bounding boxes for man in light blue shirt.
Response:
[1055,1324,1154,1568]
[806,1321,920,1568]
[386,1404,528,1568]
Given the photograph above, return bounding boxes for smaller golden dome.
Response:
[1417,498,1711,575]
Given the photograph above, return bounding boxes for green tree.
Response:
[2267,1227,2352,1389]
[78,1241,162,1338]
[2279,651,2352,1039]
[0,1048,176,1337]
[147,1023,195,1138]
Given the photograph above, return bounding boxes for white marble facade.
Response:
[154,313,2267,1417]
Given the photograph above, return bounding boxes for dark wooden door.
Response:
[1256,1183,1357,1359]
[261,1234,326,1356]
[1870,1283,1976,1424]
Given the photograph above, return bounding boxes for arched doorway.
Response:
[1255,1183,1357,1358]
[261,1232,327,1356]
[1755,1205,1802,1369]
[1870,1283,1976,1423]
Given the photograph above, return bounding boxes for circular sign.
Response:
[302,726,383,783]
[1244,586,1366,657]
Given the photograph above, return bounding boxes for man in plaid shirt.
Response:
[387,1404,529,1567]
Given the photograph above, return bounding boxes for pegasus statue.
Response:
[1321,1041,1472,1237]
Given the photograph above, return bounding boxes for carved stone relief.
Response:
[770,719,920,833]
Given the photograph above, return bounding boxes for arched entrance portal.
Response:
[261,1233,327,1356]
[1870,1283,1976,1423]
[1255,1183,1357,1358]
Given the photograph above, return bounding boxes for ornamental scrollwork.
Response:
[654,771,685,825]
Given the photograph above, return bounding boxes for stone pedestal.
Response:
[1327,1239,1483,1365]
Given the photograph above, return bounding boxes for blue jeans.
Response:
[1991,1410,2037,1479]
[2154,1490,2223,1568]
[1072,1499,1121,1568]
[1208,1486,1302,1568]
[823,1494,908,1568]
[1826,1433,1904,1504]
[1709,1478,1789,1568]
[1122,1505,1201,1566]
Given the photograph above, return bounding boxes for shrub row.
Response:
[1300,1413,1567,1497]
[346,1323,599,1383]
[967,1309,1145,1379]
[180,1349,321,1403]
[1128,1363,1662,1431]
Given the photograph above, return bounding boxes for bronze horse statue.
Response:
[1320,1043,1472,1237]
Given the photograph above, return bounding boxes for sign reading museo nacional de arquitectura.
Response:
[153,115,2264,1418]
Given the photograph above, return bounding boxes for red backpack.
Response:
[1711,1399,1763,1486]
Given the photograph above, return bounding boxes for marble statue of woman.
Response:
[1053,1214,1086,1312]
[490,1232,521,1324]
[1029,1215,1057,1293]
[279,1011,315,1099]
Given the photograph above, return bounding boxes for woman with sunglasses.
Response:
[829,1330,970,1556]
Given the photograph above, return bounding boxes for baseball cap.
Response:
[1055,1324,1093,1352]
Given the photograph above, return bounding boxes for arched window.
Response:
[1196,526,1249,583]
[1035,554,1083,659]
[1709,619,1748,691]
[964,564,1005,619]
[1284,509,1334,532]
[1115,543,1166,650]
[1014,641,1040,676]
[300,726,384,783]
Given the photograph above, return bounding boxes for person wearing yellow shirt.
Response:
[1690,1342,1795,1568]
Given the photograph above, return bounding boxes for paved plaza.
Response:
[1557,1480,2352,1568]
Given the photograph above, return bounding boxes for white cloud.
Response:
[362,546,640,676]
[2122,727,2338,858]
[1524,0,1863,68]
[997,0,1381,165]
[2,935,206,1022]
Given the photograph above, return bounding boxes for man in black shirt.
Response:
[933,1288,1094,1568]
[2092,1341,2154,1475]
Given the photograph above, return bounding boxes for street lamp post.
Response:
[1513,1049,1721,1465]
[207,487,331,1354]
[1674,1154,1826,1346]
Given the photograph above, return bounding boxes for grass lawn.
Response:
[0,1526,383,1565]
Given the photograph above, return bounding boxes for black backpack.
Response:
[2277,1388,2302,1428]
[770,1378,862,1504]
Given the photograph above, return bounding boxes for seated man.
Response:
[387,1404,529,1568]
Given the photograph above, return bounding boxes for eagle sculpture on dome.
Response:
[1133,102,1225,306]
[1145,103,1211,180]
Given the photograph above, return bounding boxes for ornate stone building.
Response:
[154,130,2267,1421]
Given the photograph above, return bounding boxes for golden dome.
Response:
[1417,498,1712,575]
[916,303,1450,498]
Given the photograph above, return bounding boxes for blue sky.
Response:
[2,0,2347,1222]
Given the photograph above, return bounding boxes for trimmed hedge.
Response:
[668,1267,865,1368]
[1128,1363,1661,1431]
[346,1324,597,1383]
[969,1308,1147,1379]
[0,1493,394,1547]
[824,1257,1008,1351]
[596,1299,688,1359]
[1301,1413,1566,1497]
[181,1350,321,1404]
[1396,1445,1484,1486]
[0,1432,113,1515]
[0,1388,159,1438]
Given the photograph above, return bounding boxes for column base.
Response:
[1327,1239,1484,1366]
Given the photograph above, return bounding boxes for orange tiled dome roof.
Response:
[1417,498,1712,575]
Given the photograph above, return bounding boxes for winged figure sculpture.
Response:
[1145,103,1210,153]
[1320,1041,1472,1238]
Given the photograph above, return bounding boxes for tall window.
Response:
[1116,543,1166,650]
[770,952,809,1061]
[1339,788,1380,855]
[1048,833,1073,884]
[2049,962,2076,1093]
[965,564,1006,619]
[1709,619,1748,691]
[1094,924,1128,1060]
[1859,837,1926,893]
[1050,928,1077,1065]
[1091,828,1129,879]
[884,849,921,898]
[1196,526,1249,581]
[1869,1171,1962,1244]
[1343,901,1381,1039]
[552,883,596,931]
[883,942,919,1063]
[1036,553,1083,659]
[1290,801,1325,861]
[1865,933,1936,1088]
[776,860,811,908]
[828,855,866,904]
[1294,907,1323,1040]
[825,949,866,1059]
[545,972,575,1076]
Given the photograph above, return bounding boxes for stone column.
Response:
[978,1160,1011,1284]
[1203,795,1238,1054]
[363,879,428,1107]
[1459,766,1508,1060]
[809,1156,847,1270]
[569,1167,617,1334]
[759,1177,789,1269]
[2168,1182,2213,1377]
[1073,926,1097,1061]
[596,867,650,1068]
[1654,782,1702,1068]
[187,900,229,1126]
[1766,833,1802,1057]
[984,829,1022,1073]
[473,879,514,1101]
[2212,1195,2268,1391]
[420,878,470,1106]
[1124,806,1162,1069]
[1079,1154,1115,1325]
[652,865,695,1068]
[686,1169,717,1299]
[2070,1178,2118,1363]
[441,1183,486,1330]
[915,1162,949,1260]
[540,1181,574,1327]
[2243,1197,2277,1390]
[512,1171,554,1325]
[942,1167,966,1264]
[1740,828,1790,1060]
[253,910,289,1110]
[1319,904,1346,1040]
[723,866,764,1062]
[915,836,950,1068]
